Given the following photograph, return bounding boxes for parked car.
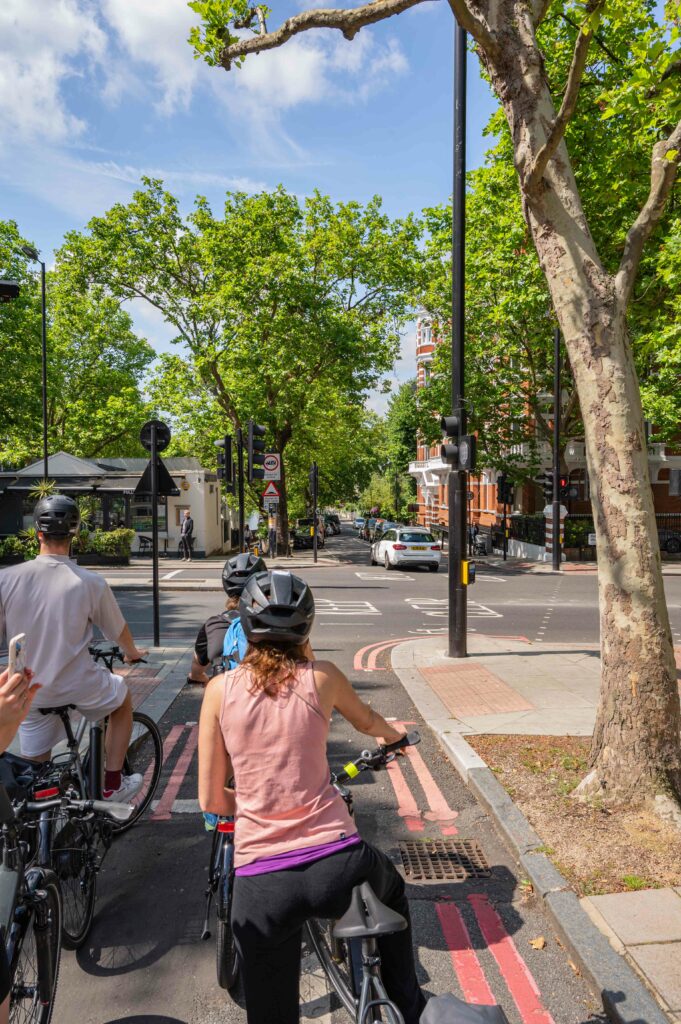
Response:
[659,528,681,555]
[371,520,398,543]
[371,526,441,571]
[369,518,386,542]
[292,517,325,550]
[361,517,377,541]
[354,516,365,531]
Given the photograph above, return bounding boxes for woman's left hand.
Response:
[0,667,41,738]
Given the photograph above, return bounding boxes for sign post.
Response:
[309,462,319,564]
[139,419,171,647]
[236,428,245,552]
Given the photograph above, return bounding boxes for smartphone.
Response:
[8,633,26,679]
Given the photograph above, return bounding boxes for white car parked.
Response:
[371,527,442,572]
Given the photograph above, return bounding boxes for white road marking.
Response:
[161,569,184,580]
[354,572,414,581]
[316,599,381,616]
[404,597,503,619]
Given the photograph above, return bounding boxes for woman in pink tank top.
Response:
[199,570,425,1024]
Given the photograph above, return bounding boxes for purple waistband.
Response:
[235,833,361,877]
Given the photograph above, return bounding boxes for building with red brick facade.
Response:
[408,314,681,546]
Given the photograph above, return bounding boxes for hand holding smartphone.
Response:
[8,633,26,680]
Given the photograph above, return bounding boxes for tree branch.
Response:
[220,0,431,67]
[615,118,681,308]
[531,0,555,28]
[527,2,603,193]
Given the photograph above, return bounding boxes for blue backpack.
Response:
[223,615,248,670]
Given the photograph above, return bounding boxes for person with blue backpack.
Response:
[200,552,266,829]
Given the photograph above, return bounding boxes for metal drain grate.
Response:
[398,839,490,883]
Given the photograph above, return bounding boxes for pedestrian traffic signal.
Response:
[309,462,318,496]
[215,435,233,485]
[247,420,266,482]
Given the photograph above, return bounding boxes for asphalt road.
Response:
[112,528,681,651]
[52,527,677,1023]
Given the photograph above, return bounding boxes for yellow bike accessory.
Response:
[343,762,360,778]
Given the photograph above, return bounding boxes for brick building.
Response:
[408,314,681,541]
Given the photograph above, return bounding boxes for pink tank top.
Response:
[220,662,357,867]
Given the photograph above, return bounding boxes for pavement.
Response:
[391,633,681,1022]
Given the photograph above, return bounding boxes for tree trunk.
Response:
[477,8,681,804]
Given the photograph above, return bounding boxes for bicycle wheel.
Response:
[111,711,163,834]
[303,918,357,1018]
[215,837,239,991]
[10,874,62,1024]
[50,813,97,950]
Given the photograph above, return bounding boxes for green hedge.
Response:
[563,519,594,547]
[0,527,136,560]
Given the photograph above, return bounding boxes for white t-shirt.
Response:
[0,555,126,705]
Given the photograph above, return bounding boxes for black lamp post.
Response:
[20,245,49,482]
[448,21,468,658]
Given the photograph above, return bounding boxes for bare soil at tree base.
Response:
[468,734,681,896]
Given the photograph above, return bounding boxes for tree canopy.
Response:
[0,220,154,467]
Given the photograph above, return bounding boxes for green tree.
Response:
[58,182,422,547]
[189,0,681,805]
[0,221,155,466]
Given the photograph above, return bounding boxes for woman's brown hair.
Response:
[241,640,309,696]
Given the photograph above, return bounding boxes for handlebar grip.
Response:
[384,730,420,753]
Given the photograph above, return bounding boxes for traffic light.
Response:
[559,476,569,501]
[215,435,233,485]
[497,474,515,505]
[308,461,318,498]
[247,420,266,482]
[535,471,553,503]
[0,280,20,302]
[439,414,477,471]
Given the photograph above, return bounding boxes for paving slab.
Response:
[628,943,681,1011]
[588,889,681,946]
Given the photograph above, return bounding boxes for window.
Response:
[422,324,432,345]
[422,364,431,386]
[175,505,191,527]
[383,530,396,541]
[131,497,167,533]
[399,531,436,543]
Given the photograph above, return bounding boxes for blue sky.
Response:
[0,0,498,409]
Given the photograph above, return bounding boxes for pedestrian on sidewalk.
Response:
[180,509,194,561]
[198,570,426,1024]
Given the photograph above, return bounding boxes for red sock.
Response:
[105,770,122,792]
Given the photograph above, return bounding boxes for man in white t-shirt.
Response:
[0,495,148,801]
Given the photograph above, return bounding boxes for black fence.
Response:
[509,514,546,546]
[565,512,681,554]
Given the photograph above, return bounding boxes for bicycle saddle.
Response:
[333,883,407,939]
[420,993,510,1023]
[38,704,76,716]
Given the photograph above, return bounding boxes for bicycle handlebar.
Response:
[88,642,147,666]
[334,730,420,784]
[22,795,134,824]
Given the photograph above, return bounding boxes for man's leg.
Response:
[105,689,133,771]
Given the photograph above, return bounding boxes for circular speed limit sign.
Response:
[140,419,171,453]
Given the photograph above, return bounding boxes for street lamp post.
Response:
[448,21,468,658]
[20,245,49,482]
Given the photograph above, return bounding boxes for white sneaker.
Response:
[103,773,144,801]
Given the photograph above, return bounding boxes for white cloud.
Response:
[0,0,105,143]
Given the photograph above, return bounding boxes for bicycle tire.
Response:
[215,837,239,991]
[10,873,62,1024]
[111,711,163,834]
[304,918,357,1018]
[50,814,97,950]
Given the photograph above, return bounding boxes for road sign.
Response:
[140,419,171,453]
[262,481,280,499]
[265,498,279,512]
[467,491,474,501]
[135,459,179,496]
[263,453,281,481]
[588,533,597,546]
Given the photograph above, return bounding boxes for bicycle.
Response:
[302,731,421,1024]
[200,813,238,992]
[26,642,162,948]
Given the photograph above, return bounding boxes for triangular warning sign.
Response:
[135,458,180,497]
[262,481,280,499]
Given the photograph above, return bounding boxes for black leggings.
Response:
[232,840,425,1024]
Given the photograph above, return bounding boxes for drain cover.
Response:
[398,839,490,883]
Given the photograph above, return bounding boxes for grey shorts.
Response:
[18,672,128,758]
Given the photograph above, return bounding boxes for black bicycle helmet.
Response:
[239,570,314,645]
[33,494,81,537]
[222,552,267,597]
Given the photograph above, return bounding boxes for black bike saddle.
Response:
[38,704,76,716]
[333,882,407,939]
